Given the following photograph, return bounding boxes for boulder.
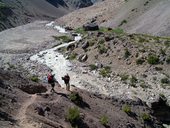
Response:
[67,43,75,51]
[82,41,89,49]
[105,35,114,41]
[83,23,99,31]
[151,95,170,124]
[78,54,88,62]
[65,26,73,31]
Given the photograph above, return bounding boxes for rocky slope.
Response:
[56,0,170,36]
[0,68,165,128]
[0,0,98,31]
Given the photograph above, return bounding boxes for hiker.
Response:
[47,73,57,92]
[62,74,70,91]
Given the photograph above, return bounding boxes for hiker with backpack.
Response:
[62,74,70,91]
[47,72,58,92]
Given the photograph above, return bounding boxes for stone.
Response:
[65,26,73,31]
[82,41,89,49]
[83,23,99,31]
[67,44,75,51]
[78,54,88,62]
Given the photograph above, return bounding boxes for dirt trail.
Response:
[16,94,41,128]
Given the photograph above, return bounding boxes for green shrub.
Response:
[136,58,145,65]
[99,66,111,77]
[155,67,163,71]
[98,44,107,54]
[69,53,77,60]
[53,35,73,42]
[112,28,124,35]
[75,27,87,35]
[69,92,83,105]
[147,55,159,65]
[161,78,169,84]
[130,75,137,87]
[100,115,109,126]
[123,105,131,114]
[141,113,151,122]
[119,19,127,26]
[124,48,131,59]
[120,73,129,81]
[89,64,98,71]
[166,56,170,64]
[30,76,39,82]
[66,107,80,125]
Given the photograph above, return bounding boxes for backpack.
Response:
[47,74,53,83]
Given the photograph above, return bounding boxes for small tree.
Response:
[147,55,159,65]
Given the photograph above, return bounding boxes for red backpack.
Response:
[47,74,53,83]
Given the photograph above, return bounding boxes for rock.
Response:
[97,31,104,37]
[65,26,73,31]
[67,44,75,51]
[72,33,78,36]
[83,23,99,31]
[95,62,103,68]
[35,106,45,116]
[151,95,170,124]
[82,41,89,49]
[78,54,88,62]
[105,35,114,41]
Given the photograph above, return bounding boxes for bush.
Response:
[161,78,169,84]
[112,28,124,35]
[124,48,131,59]
[100,115,109,126]
[136,58,145,65]
[120,73,129,81]
[119,19,127,26]
[89,64,98,71]
[69,53,77,60]
[99,66,111,77]
[98,44,107,54]
[141,113,151,122]
[66,107,80,125]
[130,75,137,87]
[69,92,83,105]
[123,105,131,114]
[147,55,159,65]
[30,76,39,82]
[53,35,73,42]
[166,56,170,64]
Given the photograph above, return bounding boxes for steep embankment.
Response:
[56,0,170,36]
[0,68,164,128]
[102,0,170,36]
[0,0,97,31]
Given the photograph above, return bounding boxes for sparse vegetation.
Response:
[53,35,73,42]
[119,19,127,27]
[147,54,159,65]
[69,92,83,105]
[98,43,107,54]
[136,58,145,65]
[123,105,131,114]
[75,27,87,35]
[124,48,131,59]
[69,53,77,60]
[89,64,98,71]
[120,73,129,81]
[166,56,170,64]
[30,76,39,82]
[66,107,80,126]
[161,77,169,84]
[100,115,109,126]
[141,113,151,122]
[99,66,111,77]
[112,28,124,35]
[130,75,137,87]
